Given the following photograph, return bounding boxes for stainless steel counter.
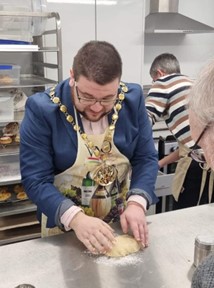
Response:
[1,204,214,288]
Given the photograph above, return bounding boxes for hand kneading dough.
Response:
[106,235,141,257]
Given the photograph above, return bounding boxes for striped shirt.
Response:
[145,73,195,148]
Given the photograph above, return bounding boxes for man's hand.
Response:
[69,212,115,254]
[120,203,148,247]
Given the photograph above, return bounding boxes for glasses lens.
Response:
[190,149,206,163]
[79,98,96,105]
[79,98,116,106]
[75,83,117,106]
[100,99,117,106]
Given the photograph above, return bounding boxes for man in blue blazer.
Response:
[20,40,158,254]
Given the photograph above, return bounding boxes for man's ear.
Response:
[69,69,75,86]
[157,69,165,77]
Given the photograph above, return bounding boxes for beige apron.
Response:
[42,115,130,237]
[172,142,214,204]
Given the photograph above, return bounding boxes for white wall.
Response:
[46,0,214,86]
[46,2,96,79]
[96,0,145,83]
[143,0,214,84]
[46,0,145,83]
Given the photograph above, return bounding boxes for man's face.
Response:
[71,75,120,122]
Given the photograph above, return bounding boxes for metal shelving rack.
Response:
[0,11,63,245]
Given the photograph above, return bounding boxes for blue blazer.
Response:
[20,79,159,227]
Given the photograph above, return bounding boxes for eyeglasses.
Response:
[74,82,118,106]
[188,124,209,163]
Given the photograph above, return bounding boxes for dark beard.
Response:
[75,107,112,122]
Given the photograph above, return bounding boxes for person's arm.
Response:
[118,84,159,246]
[127,86,159,207]
[145,83,169,124]
[158,149,179,168]
[20,94,116,254]
[20,93,75,227]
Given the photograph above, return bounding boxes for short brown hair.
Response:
[73,41,122,84]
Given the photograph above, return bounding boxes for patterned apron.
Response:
[42,116,130,237]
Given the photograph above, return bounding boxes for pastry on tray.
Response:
[14,184,28,200]
[16,191,28,200]
[0,191,11,201]
[0,136,12,145]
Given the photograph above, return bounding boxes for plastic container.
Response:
[32,0,47,36]
[0,90,14,121]
[0,0,47,43]
[0,64,21,85]
[0,2,32,42]
[194,234,214,267]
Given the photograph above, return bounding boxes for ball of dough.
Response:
[106,235,141,258]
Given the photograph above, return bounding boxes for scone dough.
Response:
[106,235,141,258]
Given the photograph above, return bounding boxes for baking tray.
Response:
[0,184,28,205]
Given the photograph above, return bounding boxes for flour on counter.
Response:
[88,251,144,266]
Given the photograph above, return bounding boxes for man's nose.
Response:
[90,101,103,112]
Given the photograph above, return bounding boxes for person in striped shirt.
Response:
[146,53,214,209]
